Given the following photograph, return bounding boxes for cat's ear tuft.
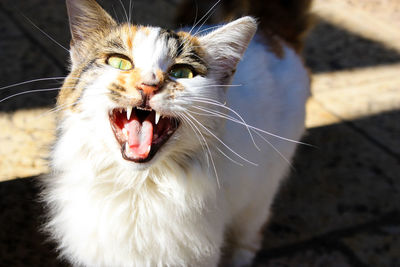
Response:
[66,0,117,43]
[199,16,257,75]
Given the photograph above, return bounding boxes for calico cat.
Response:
[42,0,311,266]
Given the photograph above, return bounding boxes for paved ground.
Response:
[0,0,399,266]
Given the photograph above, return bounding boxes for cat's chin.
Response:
[109,107,180,164]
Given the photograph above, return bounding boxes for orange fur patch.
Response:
[140,26,151,36]
[155,69,165,84]
[117,74,127,86]
[122,25,137,50]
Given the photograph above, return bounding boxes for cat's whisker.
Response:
[39,103,73,118]
[191,105,260,151]
[21,14,69,53]
[192,1,199,33]
[181,95,260,150]
[179,114,211,168]
[192,25,221,37]
[0,77,69,91]
[187,84,242,90]
[187,108,294,168]
[193,104,295,168]
[112,5,122,24]
[216,147,244,167]
[178,35,197,56]
[117,0,130,24]
[38,92,108,118]
[128,0,133,24]
[188,0,221,36]
[176,0,221,49]
[193,8,219,37]
[180,113,220,187]
[184,111,258,166]
[184,97,314,147]
[0,87,64,104]
[177,113,211,170]
[251,129,296,171]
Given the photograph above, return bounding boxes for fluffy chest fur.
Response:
[42,0,310,266]
[48,156,224,266]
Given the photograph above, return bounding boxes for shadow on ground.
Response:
[304,20,400,73]
[1,110,399,266]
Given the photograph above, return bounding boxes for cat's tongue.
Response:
[124,116,153,160]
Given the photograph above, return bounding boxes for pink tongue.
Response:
[124,117,153,159]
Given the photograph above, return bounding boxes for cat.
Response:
[41,0,311,266]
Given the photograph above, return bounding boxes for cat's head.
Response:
[58,0,256,170]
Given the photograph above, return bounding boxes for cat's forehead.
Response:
[102,24,207,74]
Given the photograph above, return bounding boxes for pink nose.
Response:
[137,83,159,95]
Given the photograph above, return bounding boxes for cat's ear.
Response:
[199,16,257,76]
[66,0,117,43]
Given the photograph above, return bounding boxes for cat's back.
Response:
[218,36,309,205]
[228,36,310,137]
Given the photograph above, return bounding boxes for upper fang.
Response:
[155,112,161,124]
[127,105,133,120]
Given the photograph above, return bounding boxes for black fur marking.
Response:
[80,59,98,76]
[160,29,183,58]
[107,39,125,50]
[110,83,127,92]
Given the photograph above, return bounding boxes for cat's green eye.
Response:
[169,66,194,79]
[107,56,133,70]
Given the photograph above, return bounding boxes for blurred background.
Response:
[0,0,399,265]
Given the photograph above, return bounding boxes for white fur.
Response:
[44,17,309,267]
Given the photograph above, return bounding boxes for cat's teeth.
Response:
[126,105,133,120]
[125,143,129,153]
[155,112,161,124]
[122,128,128,139]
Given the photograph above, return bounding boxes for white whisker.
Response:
[192,25,221,37]
[188,84,242,90]
[185,105,298,169]
[189,0,221,35]
[0,77,67,91]
[180,113,220,187]
[21,14,69,53]
[117,0,129,23]
[193,7,219,37]
[191,105,260,151]
[128,0,133,24]
[178,113,210,170]
[0,87,62,104]
[112,5,122,24]
[251,129,296,170]
[38,92,108,118]
[184,111,258,166]
[215,147,244,167]
[184,97,314,147]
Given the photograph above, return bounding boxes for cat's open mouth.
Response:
[109,107,180,163]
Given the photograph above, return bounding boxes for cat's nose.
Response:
[136,82,159,95]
